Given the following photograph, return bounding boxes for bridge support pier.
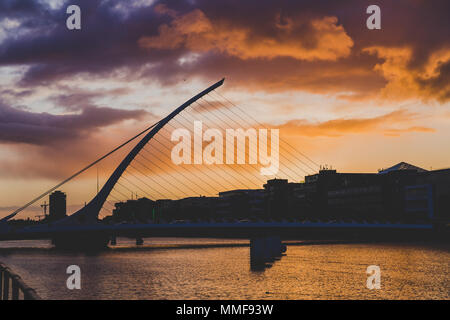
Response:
[250,236,286,270]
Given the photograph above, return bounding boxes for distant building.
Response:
[404,184,433,221]
[49,191,67,221]
[296,164,419,221]
[112,197,155,222]
[408,168,450,222]
[218,189,265,218]
[263,162,450,223]
[264,179,290,218]
[155,199,175,218]
[176,196,218,221]
[103,161,450,225]
[378,162,428,174]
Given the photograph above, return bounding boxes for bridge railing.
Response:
[0,263,40,300]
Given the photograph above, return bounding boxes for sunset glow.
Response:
[1,0,449,219]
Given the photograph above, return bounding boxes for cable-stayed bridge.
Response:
[0,79,432,250]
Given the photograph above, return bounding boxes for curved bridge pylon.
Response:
[60,78,224,225]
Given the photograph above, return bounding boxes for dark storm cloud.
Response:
[0,0,181,85]
[0,0,41,16]
[0,100,149,145]
[0,0,449,100]
[50,86,133,111]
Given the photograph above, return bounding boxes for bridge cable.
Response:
[189,98,305,181]
[196,97,314,177]
[1,120,161,221]
[168,112,265,188]
[164,117,260,191]
[210,91,320,170]
[206,93,318,175]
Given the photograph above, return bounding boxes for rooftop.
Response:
[378,162,427,175]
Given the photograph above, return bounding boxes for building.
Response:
[263,162,450,223]
[49,191,67,221]
[176,196,218,221]
[299,163,428,222]
[263,179,291,219]
[264,179,318,220]
[112,197,155,223]
[302,162,450,223]
[404,184,433,222]
[218,189,265,219]
[103,161,450,225]
[408,168,450,222]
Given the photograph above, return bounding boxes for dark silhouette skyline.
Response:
[105,161,450,225]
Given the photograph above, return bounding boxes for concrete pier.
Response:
[250,236,286,270]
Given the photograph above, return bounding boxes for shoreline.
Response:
[0,238,448,254]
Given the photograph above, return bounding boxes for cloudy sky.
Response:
[1,0,449,218]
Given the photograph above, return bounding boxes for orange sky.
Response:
[0,0,449,219]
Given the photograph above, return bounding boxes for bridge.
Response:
[0,79,434,251]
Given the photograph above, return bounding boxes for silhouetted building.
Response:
[218,189,265,219]
[378,162,427,174]
[404,184,433,222]
[263,162,450,223]
[112,197,155,223]
[176,196,218,221]
[264,179,290,218]
[264,179,316,220]
[49,191,66,221]
[104,162,450,225]
[155,199,176,222]
[409,168,450,222]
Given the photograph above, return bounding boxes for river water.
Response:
[0,238,448,299]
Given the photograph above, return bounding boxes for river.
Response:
[0,238,448,299]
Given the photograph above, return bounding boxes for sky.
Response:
[0,0,449,219]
